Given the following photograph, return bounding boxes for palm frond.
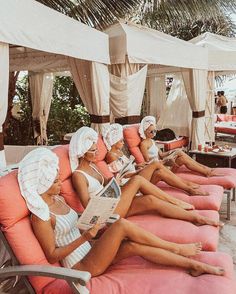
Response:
[36,0,142,29]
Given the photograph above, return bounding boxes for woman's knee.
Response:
[151,159,163,169]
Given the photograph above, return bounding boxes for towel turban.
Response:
[102,123,123,150]
[139,116,156,139]
[69,126,98,171]
[18,148,59,221]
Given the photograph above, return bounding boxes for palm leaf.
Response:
[36,0,142,29]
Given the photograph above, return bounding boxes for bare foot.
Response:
[177,201,195,210]
[188,188,210,196]
[176,242,202,257]
[205,168,224,177]
[196,216,224,227]
[189,264,225,277]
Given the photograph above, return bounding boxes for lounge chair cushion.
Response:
[86,252,236,294]
[157,183,224,211]
[53,145,71,182]
[176,166,236,189]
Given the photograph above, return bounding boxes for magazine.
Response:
[77,177,121,230]
[119,155,135,177]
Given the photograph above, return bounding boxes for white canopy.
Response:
[1,0,110,72]
[105,21,208,69]
[190,32,236,72]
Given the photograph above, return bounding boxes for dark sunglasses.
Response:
[148,130,157,135]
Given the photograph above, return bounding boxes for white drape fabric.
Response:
[205,71,215,143]
[29,72,54,145]
[0,42,9,168]
[157,74,191,136]
[182,69,207,149]
[18,148,59,221]
[146,74,166,120]
[69,58,110,134]
[110,65,148,118]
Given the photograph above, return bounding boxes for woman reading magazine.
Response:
[69,126,222,227]
[103,123,208,196]
[18,148,224,279]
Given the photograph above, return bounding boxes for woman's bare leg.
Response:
[138,161,207,196]
[175,151,221,177]
[115,175,194,215]
[72,219,224,277]
[125,194,221,227]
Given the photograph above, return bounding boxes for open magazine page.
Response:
[77,178,121,230]
[119,155,135,177]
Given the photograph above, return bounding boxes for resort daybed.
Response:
[0,145,235,293]
[215,114,236,138]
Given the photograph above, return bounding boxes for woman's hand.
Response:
[82,223,101,241]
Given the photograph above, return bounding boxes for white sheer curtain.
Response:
[29,72,54,145]
[157,74,191,136]
[146,74,166,120]
[69,58,110,133]
[205,71,215,143]
[110,61,148,125]
[182,69,207,149]
[0,42,9,168]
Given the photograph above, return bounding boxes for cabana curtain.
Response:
[110,63,147,125]
[0,42,9,168]
[69,58,110,133]
[29,72,54,145]
[146,74,166,120]
[182,69,207,149]
[205,71,215,143]
[157,74,191,136]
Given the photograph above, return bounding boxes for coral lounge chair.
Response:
[0,152,236,293]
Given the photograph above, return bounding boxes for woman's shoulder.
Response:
[105,151,119,163]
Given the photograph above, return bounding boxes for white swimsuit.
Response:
[148,140,160,161]
[74,164,104,198]
[50,196,91,268]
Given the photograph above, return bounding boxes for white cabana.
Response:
[105,21,208,149]
[0,0,110,168]
[189,32,236,143]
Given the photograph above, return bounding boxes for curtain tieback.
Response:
[90,114,110,124]
[115,115,141,125]
[0,132,4,151]
[192,111,205,118]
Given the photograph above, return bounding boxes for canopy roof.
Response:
[105,21,208,69]
[0,0,110,71]
[189,32,236,71]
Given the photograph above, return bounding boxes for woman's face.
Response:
[113,139,124,150]
[84,143,98,162]
[145,125,156,139]
[46,173,61,196]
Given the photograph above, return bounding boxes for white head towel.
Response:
[102,123,123,150]
[18,148,59,221]
[69,126,98,171]
[139,116,156,139]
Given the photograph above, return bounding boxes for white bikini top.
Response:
[74,164,104,198]
[108,154,135,174]
[148,140,160,161]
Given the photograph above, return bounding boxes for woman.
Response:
[103,123,208,196]
[18,148,224,279]
[69,126,222,227]
[139,116,220,177]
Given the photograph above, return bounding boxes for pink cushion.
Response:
[0,171,29,228]
[176,166,236,189]
[42,280,72,294]
[60,178,84,213]
[123,126,145,163]
[127,211,219,251]
[215,126,236,135]
[157,183,223,210]
[4,217,59,293]
[95,136,107,161]
[53,145,71,181]
[87,252,236,294]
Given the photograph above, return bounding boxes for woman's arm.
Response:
[32,215,89,264]
[72,172,91,208]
